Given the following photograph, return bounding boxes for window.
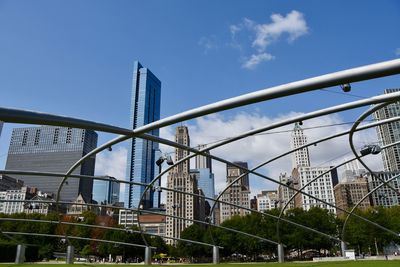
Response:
[34,129,41,145]
[22,130,29,146]
[53,128,60,144]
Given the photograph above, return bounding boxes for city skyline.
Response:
[1,1,400,200]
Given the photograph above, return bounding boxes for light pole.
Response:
[155,152,173,207]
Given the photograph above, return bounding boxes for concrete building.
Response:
[118,209,138,227]
[92,176,120,205]
[0,174,23,191]
[125,61,161,209]
[367,171,400,207]
[165,126,200,245]
[292,166,338,214]
[373,89,400,172]
[220,162,251,223]
[0,187,34,214]
[5,126,97,202]
[334,171,370,217]
[138,213,166,237]
[257,190,278,212]
[277,172,295,210]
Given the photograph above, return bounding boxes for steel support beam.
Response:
[213,246,220,264]
[277,243,284,263]
[66,245,74,264]
[144,246,152,265]
[15,244,25,264]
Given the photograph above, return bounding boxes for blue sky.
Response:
[1,0,400,195]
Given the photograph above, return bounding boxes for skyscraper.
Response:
[92,176,120,205]
[373,89,400,172]
[125,61,161,209]
[220,162,250,223]
[290,123,338,214]
[165,126,200,245]
[291,122,310,168]
[5,126,97,202]
[192,144,215,218]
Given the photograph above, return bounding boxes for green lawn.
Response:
[3,261,400,267]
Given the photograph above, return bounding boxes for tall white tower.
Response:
[291,122,310,168]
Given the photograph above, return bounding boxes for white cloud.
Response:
[252,10,308,52]
[230,10,309,69]
[198,35,219,54]
[242,53,274,69]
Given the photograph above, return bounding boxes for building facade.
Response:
[291,122,310,168]
[257,190,278,212]
[220,162,250,223]
[92,176,120,205]
[373,89,400,172]
[5,126,97,202]
[0,187,33,214]
[292,166,338,214]
[165,126,200,245]
[367,171,400,207]
[190,168,215,217]
[0,121,3,138]
[125,61,161,209]
[334,173,370,217]
[0,174,23,191]
[277,172,295,210]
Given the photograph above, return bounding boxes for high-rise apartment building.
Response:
[291,122,310,168]
[373,89,400,172]
[165,126,200,245]
[125,61,161,209]
[5,126,97,202]
[220,162,250,223]
[92,176,120,205]
[334,169,370,217]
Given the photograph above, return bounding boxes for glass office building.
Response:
[93,176,120,205]
[125,61,161,209]
[5,126,97,202]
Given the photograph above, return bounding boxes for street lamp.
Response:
[155,152,174,207]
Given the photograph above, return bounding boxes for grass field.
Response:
[2,261,400,267]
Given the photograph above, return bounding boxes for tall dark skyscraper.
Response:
[125,61,161,209]
[5,126,97,202]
